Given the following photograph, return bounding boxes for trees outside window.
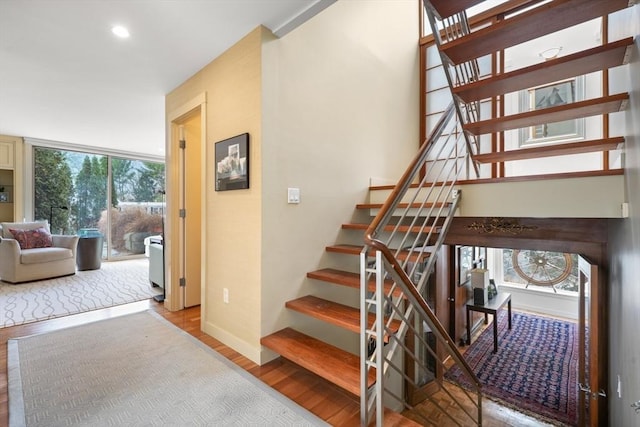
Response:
[34,148,73,234]
[107,158,165,257]
[74,155,108,231]
[33,147,165,259]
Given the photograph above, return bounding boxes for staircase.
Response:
[261,215,456,423]
[264,101,478,426]
[425,0,634,182]
[263,0,636,425]
[261,197,425,418]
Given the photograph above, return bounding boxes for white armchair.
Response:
[0,221,79,284]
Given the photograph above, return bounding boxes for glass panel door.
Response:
[109,158,165,258]
[33,147,165,261]
[34,148,106,236]
[578,255,603,426]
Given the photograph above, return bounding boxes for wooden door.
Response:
[578,255,606,426]
[181,114,202,308]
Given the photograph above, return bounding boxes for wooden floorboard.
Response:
[1,299,554,426]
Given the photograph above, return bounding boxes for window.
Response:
[501,249,579,293]
[519,77,585,146]
[33,147,165,259]
[457,245,486,286]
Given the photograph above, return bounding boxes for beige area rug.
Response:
[8,310,328,427]
[0,259,162,328]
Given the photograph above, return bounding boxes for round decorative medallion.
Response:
[512,250,572,288]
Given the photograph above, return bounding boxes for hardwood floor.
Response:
[0,299,364,426]
[1,300,552,426]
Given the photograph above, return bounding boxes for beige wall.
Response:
[166,1,419,364]
[260,0,418,360]
[166,27,265,360]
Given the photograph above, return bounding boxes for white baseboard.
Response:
[499,284,578,320]
[202,320,262,365]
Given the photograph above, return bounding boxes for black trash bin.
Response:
[76,229,104,271]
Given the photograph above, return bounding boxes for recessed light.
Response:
[111,25,130,38]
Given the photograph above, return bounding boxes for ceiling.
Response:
[0,0,333,157]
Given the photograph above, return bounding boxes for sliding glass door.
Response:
[33,147,164,260]
[109,157,164,258]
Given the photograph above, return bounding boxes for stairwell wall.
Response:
[259,0,419,362]
[608,5,640,426]
[166,1,420,364]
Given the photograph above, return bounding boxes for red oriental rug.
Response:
[446,311,579,426]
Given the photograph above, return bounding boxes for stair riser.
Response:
[365,206,453,218]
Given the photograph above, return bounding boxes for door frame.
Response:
[165,93,207,312]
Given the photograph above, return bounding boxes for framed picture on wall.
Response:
[518,77,585,146]
[214,133,249,191]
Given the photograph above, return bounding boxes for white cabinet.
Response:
[0,141,14,169]
[0,135,24,222]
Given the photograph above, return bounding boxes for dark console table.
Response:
[466,292,512,353]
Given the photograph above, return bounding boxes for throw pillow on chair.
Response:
[9,227,53,249]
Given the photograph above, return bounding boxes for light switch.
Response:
[288,187,300,204]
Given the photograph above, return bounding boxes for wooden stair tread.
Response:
[307,268,405,299]
[440,0,630,65]
[261,327,375,396]
[356,202,450,209]
[326,244,366,255]
[286,295,402,335]
[473,136,625,163]
[327,244,432,263]
[424,0,484,20]
[454,37,634,103]
[342,222,441,234]
[369,168,623,190]
[463,93,629,135]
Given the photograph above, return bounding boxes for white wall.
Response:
[502,18,605,177]
[260,0,419,360]
[608,5,640,426]
[496,285,578,320]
